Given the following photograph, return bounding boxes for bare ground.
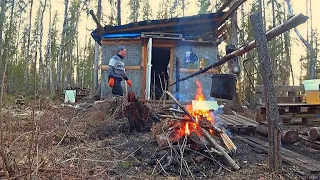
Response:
[0,97,319,179]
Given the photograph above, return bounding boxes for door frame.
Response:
[141,39,176,100]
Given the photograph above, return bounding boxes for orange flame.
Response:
[185,123,190,135]
[179,79,215,137]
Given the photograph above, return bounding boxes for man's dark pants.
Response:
[112,78,123,96]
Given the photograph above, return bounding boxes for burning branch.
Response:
[165,91,240,171]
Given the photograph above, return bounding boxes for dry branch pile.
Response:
[0,90,243,179]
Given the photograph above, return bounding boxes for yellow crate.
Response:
[303,79,320,104]
[305,90,320,104]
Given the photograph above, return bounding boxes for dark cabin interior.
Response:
[151,47,170,100]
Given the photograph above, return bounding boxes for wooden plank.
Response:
[100,65,141,70]
[218,115,249,126]
[278,103,320,107]
[225,115,258,126]
[255,85,303,93]
[216,0,247,28]
[217,115,246,126]
[216,115,237,125]
[246,137,320,170]
[143,39,177,46]
[236,115,259,124]
[237,136,320,174]
[142,45,147,99]
[141,32,182,39]
[101,39,142,45]
[169,48,174,92]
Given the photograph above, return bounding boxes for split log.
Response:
[308,127,320,141]
[256,124,299,144]
[166,91,240,171]
[299,134,320,150]
[171,13,308,85]
[158,114,191,121]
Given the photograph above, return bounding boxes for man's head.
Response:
[118,45,127,58]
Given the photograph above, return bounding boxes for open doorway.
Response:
[150,47,170,100]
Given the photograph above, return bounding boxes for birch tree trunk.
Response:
[46,0,54,94]
[57,0,69,93]
[25,0,34,95]
[38,0,48,93]
[0,1,6,81]
[94,0,102,94]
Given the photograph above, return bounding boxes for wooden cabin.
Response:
[91,1,245,101]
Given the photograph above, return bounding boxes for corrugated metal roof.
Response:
[91,12,224,45]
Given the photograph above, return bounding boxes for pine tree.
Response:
[197,0,211,14]
[142,0,152,20]
[157,0,170,19]
[129,0,140,22]
[108,0,117,25]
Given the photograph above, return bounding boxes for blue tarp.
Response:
[102,33,140,38]
[91,31,141,46]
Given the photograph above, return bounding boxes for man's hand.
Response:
[108,78,115,87]
[126,79,132,87]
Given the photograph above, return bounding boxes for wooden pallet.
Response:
[237,135,320,174]
[256,103,320,127]
[216,114,258,133]
[141,32,182,39]
[255,85,303,105]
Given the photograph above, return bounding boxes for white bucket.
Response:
[303,79,320,91]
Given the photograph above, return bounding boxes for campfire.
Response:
[150,80,239,176]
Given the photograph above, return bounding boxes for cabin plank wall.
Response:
[101,39,218,100]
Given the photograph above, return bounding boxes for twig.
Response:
[167,108,185,114]
[60,146,142,164]
[166,91,240,171]
[8,131,32,151]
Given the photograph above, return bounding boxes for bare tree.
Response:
[0,1,6,78]
[25,0,34,95]
[38,0,48,93]
[94,0,102,94]
[45,0,55,94]
[57,0,69,93]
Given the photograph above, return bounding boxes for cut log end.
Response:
[281,130,299,144]
[308,127,320,141]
